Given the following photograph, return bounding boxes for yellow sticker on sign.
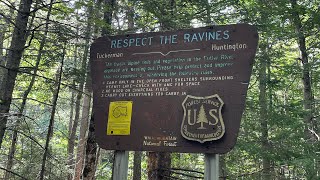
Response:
[107,101,133,135]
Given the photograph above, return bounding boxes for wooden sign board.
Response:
[90,24,258,154]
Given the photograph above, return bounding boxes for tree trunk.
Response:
[67,53,87,179]
[2,4,18,178]
[68,44,78,137]
[68,85,76,136]
[4,0,52,178]
[205,0,213,25]
[72,3,94,179]
[68,88,83,179]
[73,77,92,180]
[67,26,80,179]
[82,50,95,180]
[219,155,228,179]
[83,114,97,180]
[0,16,5,89]
[147,152,171,180]
[67,88,75,179]
[127,0,135,32]
[0,0,33,149]
[67,86,76,173]
[290,0,314,141]
[39,43,65,180]
[133,151,142,180]
[101,0,115,36]
[259,42,272,180]
[0,2,15,98]
[0,17,7,94]
[290,0,316,178]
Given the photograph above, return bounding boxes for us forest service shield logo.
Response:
[181,94,225,143]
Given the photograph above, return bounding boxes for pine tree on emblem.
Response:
[197,105,209,129]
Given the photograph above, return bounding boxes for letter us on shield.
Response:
[180,94,225,143]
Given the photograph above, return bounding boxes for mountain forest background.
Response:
[0,0,319,179]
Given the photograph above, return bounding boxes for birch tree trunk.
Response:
[83,114,97,180]
[0,0,33,149]
[80,38,96,180]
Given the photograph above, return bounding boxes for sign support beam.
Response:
[112,150,129,180]
[204,153,219,180]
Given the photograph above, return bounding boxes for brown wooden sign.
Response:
[90,24,258,154]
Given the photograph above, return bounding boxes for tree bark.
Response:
[68,43,79,138]
[67,20,79,165]
[83,114,97,180]
[67,22,80,137]
[0,16,7,94]
[67,24,86,170]
[72,3,94,179]
[290,0,314,141]
[127,0,135,32]
[133,151,142,180]
[0,2,15,97]
[2,3,19,178]
[68,85,75,136]
[259,42,272,180]
[290,0,317,178]
[205,0,213,25]
[0,16,4,88]
[39,43,65,180]
[82,45,95,180]
[67,48,87,179]
[101,0,115,36]
[147,152,171,180]
[0,0,33,149]
[4,0,52,178]
[73,75,92,180]
[219,155,228,179]
[67,88,83,179]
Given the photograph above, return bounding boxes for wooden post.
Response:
[204,153,219,180]
[112,150,129,180]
